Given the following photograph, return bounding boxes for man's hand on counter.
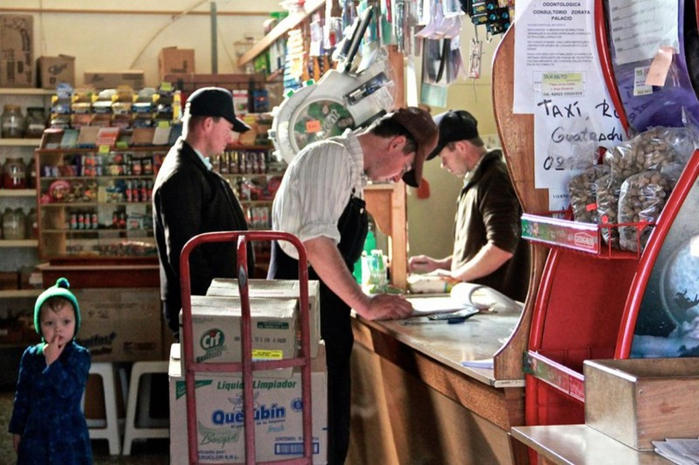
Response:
[362,293,414,321]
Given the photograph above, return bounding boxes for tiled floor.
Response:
[0,388,170,464]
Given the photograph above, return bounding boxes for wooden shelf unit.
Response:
[237,0,326,67]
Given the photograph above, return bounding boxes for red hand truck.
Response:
[179,231,314,464]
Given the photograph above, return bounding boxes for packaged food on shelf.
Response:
[568,164,610,224]
[595,174,624,248]
[618,170,673,253]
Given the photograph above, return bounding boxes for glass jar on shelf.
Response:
[25,107,47,139]
[3,157,27,189]
[26,208,38,239]
[2,207,26,240]
[1,104,26,138]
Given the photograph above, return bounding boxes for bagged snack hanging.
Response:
[606,126,694,181]
[595,173,624,249]
[618,170,673,252]
[605,140,644,179]
[568,164,610,224]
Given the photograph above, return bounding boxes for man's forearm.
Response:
[304,236,371,315]
[451,243,513,282]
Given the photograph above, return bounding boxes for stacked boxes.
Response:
[206,278,321,358]
[172,278,327,462]
[169,343,328,463]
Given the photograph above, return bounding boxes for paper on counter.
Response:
[406,295,476,316]
[450,282,524,313]
[461,359,494,370]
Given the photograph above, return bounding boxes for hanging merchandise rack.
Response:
[179,231,313,464]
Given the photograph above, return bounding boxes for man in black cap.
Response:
[152,87,254,340]
[408,110,530,302]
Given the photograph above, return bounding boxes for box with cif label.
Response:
[206,278,321,358]
[180,295,298,378]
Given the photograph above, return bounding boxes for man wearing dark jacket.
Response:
[408,110,530,302]
[152,87,254,340]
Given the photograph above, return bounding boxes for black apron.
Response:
[267,191,368,465]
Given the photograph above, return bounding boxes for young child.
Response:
[9,277,93,464]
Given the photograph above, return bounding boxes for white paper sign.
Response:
[608,0,679,65]
[513,0,625,190]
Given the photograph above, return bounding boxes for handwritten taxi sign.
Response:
[534,96,624,189]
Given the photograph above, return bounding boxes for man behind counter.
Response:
[268,107,438,464]
[409,109,530,302]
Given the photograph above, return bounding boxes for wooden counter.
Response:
[511,425,670,465]
[348,303,529,464]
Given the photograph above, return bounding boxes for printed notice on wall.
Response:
[608,1,678,66]
[513,0,600,113]
[513,0,625,190]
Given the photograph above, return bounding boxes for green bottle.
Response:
[353,229,376,284]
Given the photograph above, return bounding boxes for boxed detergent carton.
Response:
[169,343,327,464]
[206,278,321,358]
[181,295,298,378]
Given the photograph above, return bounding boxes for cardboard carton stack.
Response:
[170,279,327,463]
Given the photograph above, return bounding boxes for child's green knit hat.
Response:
[34,277,81,339]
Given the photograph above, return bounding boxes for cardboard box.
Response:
[37,55,75,88]
[169,343,327,464]
[0,15,34,87]
[73,288,162,362]
[584,358,699,450]
[206,278,321,358]
[158,47,195,81]
[84,70,145,89]
[181,295,298,378]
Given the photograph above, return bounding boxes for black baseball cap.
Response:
[185,87,250,133]
[427,110,479,160]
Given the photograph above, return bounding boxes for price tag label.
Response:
[305,120,322,133]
